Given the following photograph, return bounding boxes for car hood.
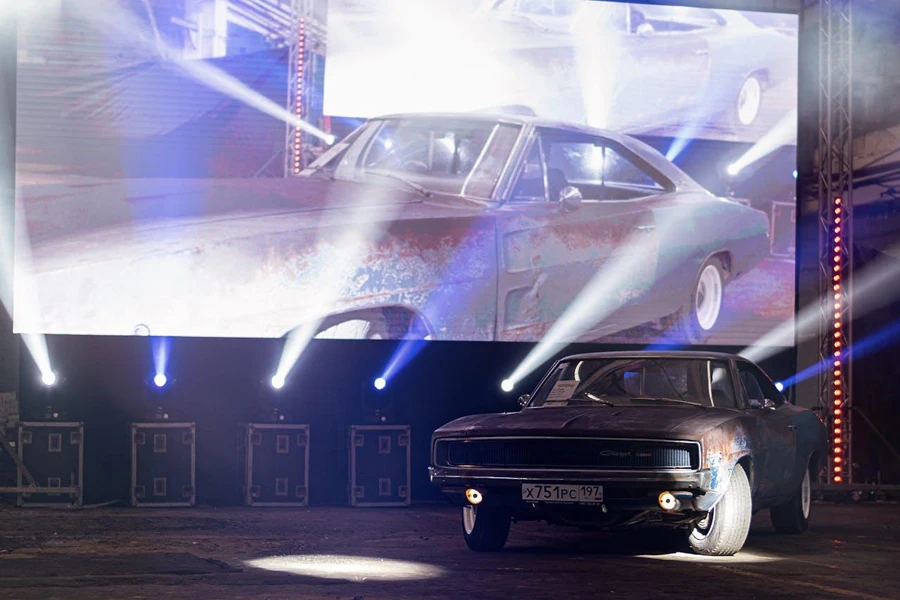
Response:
[22,177,487,245]
[22,177,492,266]
[433,405,742,441]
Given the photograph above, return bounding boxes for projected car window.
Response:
[537,133,665,199]
[357,118,520,197]
[635,6,725,33]
[529,358,718,408]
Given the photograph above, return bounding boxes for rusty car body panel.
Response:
[430,351,827,526]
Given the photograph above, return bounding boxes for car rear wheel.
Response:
[770,464,811,534]
[462,505,511,552]
[667,257,725,344]
[732,74,763,130]
[688,463,752,556]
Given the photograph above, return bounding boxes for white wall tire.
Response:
[736,75,763,127]
[688,463,752,556]
[770,463,812,534]
[695,264,724,332]
[666,256,726,344]
[461,505,511,552]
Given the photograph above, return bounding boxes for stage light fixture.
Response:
[792,169,798,179]
[500,379,514,393]
[41,371,57,387]
[726,163,741,177]
[153,373,167,388]
[271,375,286,390]
[373,377,387,391]
[775,382,784,392]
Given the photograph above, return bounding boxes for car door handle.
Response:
[695,49,710,56]
[787,425,797,431]
[633,224,656,233]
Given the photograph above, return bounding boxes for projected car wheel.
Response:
[733,74,763,129]
[667,257,725,343]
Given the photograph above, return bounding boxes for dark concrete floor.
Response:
[0,502,898,599]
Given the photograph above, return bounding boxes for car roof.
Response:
[560,350,749,363]
[374,112,704,191]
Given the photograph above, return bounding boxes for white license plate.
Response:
[521,483,604,504]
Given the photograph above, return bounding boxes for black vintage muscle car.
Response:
[429,351,827,555]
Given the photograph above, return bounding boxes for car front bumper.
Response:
[429,466,721,512]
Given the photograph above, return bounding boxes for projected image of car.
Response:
[15,113,771,341]
[300,113,771,343]
[429,352,827,555]
[326,1,798,140]
[479,1,798,137]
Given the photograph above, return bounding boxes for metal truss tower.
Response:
[816,0,853,484]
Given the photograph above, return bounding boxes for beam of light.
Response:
[377,224,489,384]
[741,244,900,365]
[75,0,333,144]
[500,378,514,393]
[0,4,59,386]
[726,109,797,176]
[272,183,406,385]
[244,554,444,582]
[504,218,676,388]
[270,374,286,390]
[666,135,695,163]
[571,2,622,129]
[373,376,387,390]
[151,336,169,381]
[379,339,428,385]
[6,193,55,383]
[780,317,900,390]
[153,373,167,388]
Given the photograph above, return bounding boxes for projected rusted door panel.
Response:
[495,202,658,342]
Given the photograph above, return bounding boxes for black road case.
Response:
[349,425,410,507]
[131,422,195,507]
[241,423,310,506]
[18,421,83,507]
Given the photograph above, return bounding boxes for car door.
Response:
[494,129,662,341]
[611,5,713,132]
[735,360,797,501]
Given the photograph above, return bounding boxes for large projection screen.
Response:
[14,0,798,346]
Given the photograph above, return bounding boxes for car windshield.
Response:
[306,118,522,199]
[529,358,733,408]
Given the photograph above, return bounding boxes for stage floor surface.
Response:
[1,502,898,599]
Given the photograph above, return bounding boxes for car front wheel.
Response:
[688,463,752,556]
[462,505,511,552]
[770,464,811,534]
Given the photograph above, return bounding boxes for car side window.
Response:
[510,140,548,203]
[538,131,664,201]
[737,362,784,409]
[709,361,740,409]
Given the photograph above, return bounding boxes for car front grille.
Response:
[434,438,699,471]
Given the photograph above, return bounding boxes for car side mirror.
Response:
[518,394,531,408]
[752,398,777,410]
[558,186,583,212]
